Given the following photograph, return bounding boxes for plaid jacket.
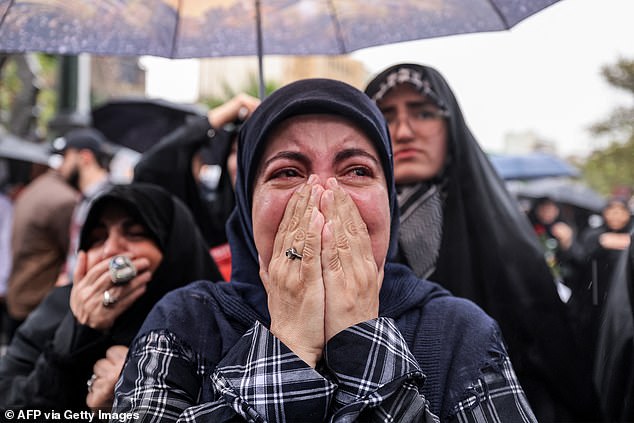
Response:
[114,318,535,422]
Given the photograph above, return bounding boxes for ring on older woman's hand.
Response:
[285,247,303,260]
[102,290,118,308]
[109,255,137,285]
[87,374,97,393]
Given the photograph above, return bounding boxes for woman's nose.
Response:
[101,231,127,258]
[392,116,415,142]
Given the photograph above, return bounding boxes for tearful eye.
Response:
[271,168,302,179]
[346,166,372,178]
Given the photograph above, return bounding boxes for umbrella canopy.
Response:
[0,0,561,57]
[91,97,205,153]
[489,152,580,180]
[0,0,561,97]
[508,178,606,213]
[0,130,50,165]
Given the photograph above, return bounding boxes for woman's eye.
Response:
[418,109,441,119]
[346,166,372,178]
[270,168,302,179]
[126,224,150,239]
[86,231,107,249]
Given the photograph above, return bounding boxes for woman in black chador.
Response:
[365,63,598,421]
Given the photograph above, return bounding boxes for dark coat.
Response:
[0,183,219,408]
[594,233,634,422]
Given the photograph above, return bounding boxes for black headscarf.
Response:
[133,116,235,248]
[79,182,221,343]
[366,64,598,419]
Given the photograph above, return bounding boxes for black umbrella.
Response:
[91,97,205,153]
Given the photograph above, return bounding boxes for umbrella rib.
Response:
[485,0,511,29]
[170,0,183,57]
[0,0,15,31]
[326,0,347,54]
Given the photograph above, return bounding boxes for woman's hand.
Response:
[260,176,326,367]
[320,178,382,342]
[70,252,152,332]
[86,345,129,411]
[208,93,260,128]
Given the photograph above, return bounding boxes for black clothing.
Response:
[0,183,219,408]
[133,116,236,248]
[527,198,578,286]
[568,216,633,402]
[594,233,634,422]
[366,63,598,420]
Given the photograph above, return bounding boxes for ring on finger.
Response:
[109,255,137,285]
[102,290,118,308]
[87,374,97,393]
[285,247,303,260]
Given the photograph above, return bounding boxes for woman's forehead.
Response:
[263,114,376,153]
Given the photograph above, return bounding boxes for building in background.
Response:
[198,55,368,99]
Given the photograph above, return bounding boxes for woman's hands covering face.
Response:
[259,175,382,367]
[69,252,152,332]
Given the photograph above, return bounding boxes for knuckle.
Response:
[294,229,306,241]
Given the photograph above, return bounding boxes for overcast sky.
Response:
[352,0,634,156]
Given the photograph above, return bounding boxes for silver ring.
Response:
[109,255,137,285]
[102,290,118,308]
[285,247,303,260]
[87,374,97,393]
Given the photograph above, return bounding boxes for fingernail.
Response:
[308,174,318,184]
[327,177,338,189]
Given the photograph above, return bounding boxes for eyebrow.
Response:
[379,99,438,114]
[261,151,311,171]
[334,148,380,167]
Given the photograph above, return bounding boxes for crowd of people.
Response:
[0,64,632,422]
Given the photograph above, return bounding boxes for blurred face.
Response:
[377,84,448,184]
[58,148,80,189]
[536,201,559,225]
[603,201,631,231]
[252,114,391,269]
[84,204,163,272]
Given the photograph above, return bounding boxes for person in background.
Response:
[0,183,220,410]
[51,127,113,286]
[364,63,597,421]
[113,78,536,422]
[6,161,78,341]
[134,93,258,280]
[528,197,577,298]
[569,196,633,391]
[593,231,634,422]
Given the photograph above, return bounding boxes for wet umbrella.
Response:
[489,152,580,181]
[91,97,206,153]
[0,0,561,98]
[509,178,606,213]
